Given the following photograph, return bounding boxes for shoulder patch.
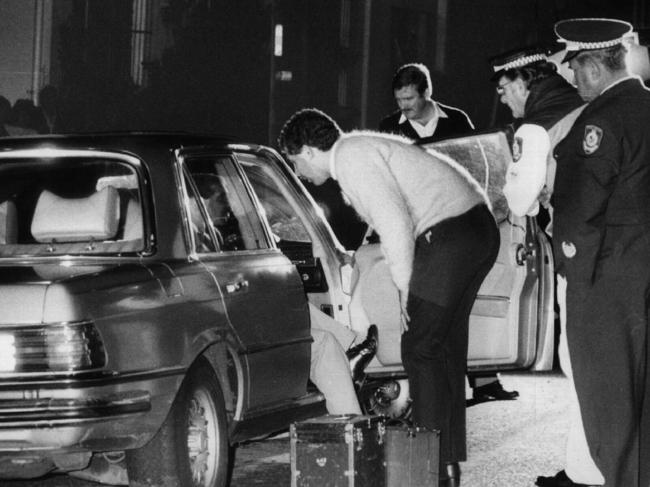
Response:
[512,136,523,162]
[583,125,603,155]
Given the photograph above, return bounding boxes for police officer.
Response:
[551,18,650,487]
[488,46,602,487]
[489,46,585,227]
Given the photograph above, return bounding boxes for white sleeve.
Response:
[503,124,551,217]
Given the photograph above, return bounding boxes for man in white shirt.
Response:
[379,63,474,142]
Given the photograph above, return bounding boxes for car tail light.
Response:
[0,321,106,373]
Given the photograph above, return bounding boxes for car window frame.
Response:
[175,148,271,258]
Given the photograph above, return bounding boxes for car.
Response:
[0,130,554,486]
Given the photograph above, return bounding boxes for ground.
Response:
[6,371,570,486]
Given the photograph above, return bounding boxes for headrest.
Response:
[31,186,120,242]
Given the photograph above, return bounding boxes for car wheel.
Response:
[127,357,230,487]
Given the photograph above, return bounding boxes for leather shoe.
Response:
[346,325,377,385]
[472,380,519,402]
[536,470,589,487]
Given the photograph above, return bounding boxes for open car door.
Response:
[352,130,554,375]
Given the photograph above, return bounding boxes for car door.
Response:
[349,130,554,374]
[176,149,312,412]
[422,130,554,372]
[234,149,352,327]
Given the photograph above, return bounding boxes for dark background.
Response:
[44,0,647,143]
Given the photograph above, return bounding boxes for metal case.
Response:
[290,414,386,487]
[384,423,439,486]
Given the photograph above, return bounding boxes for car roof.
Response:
[0,131,239,155]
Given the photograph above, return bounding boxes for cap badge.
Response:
[561,241,577,258]
[583,125,603,155]
[512,136,523,162]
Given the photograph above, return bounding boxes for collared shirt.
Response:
[398,101,449,138]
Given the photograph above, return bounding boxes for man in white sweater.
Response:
[278,108,499,487]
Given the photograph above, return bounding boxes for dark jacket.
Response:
[522,74,584,130]
[378,102,474,142]
[553,77,650,487]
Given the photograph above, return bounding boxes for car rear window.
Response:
[0,157,144,256]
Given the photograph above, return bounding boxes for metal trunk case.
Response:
[384,423,439,486]
[290,414,386,487]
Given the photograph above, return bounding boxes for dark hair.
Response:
[391,63,432,95]
[277,108,342,155]
[500,60,559,89]
[574,44,628,72]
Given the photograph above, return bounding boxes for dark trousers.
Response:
[401,204,499,465]
[567,275,650,487]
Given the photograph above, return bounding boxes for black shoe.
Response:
[472,380,519,402]
[346,325,378,385]
[439,462,461,487]
[536,470,589,487]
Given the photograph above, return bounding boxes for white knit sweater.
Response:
[331,131,488,295]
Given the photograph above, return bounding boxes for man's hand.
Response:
[399,290,410,332]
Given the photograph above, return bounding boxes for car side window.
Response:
[184,155,267,252]
[237,154,311,245]
[183,173,219,253]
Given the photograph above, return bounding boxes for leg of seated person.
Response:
[308,302,359,350]
[310,328,361,415]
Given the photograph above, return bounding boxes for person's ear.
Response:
[301,146,314,160]
[513,78,528,96]
[584,58,601,83]
[424,87,432,99]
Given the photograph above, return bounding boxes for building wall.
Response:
[0,0,38,103]
[0,0,642,140]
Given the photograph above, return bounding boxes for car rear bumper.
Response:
[0,370,184,454]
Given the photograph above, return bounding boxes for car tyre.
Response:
[127,356,230,487]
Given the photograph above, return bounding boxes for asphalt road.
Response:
[5,371,570,487]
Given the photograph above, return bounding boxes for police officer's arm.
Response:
[334,140,415,298]
[502,123,550,217]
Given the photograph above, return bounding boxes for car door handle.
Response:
[226,280,249,294]
[515,244,535,265]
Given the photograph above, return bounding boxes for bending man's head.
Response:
[278,108,342,186]
[278,108,342,156]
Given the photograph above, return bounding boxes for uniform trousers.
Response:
[556,275,604,485]
[401,204,499,466]
[568,270,650,487]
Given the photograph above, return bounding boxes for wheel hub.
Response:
[186,391,218,486]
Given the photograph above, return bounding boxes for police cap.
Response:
[489,46,548,81]
[555,18,633,62]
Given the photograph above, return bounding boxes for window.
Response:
[184,155,266,252]
[238,155,311,245]
[0,157,143,256]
